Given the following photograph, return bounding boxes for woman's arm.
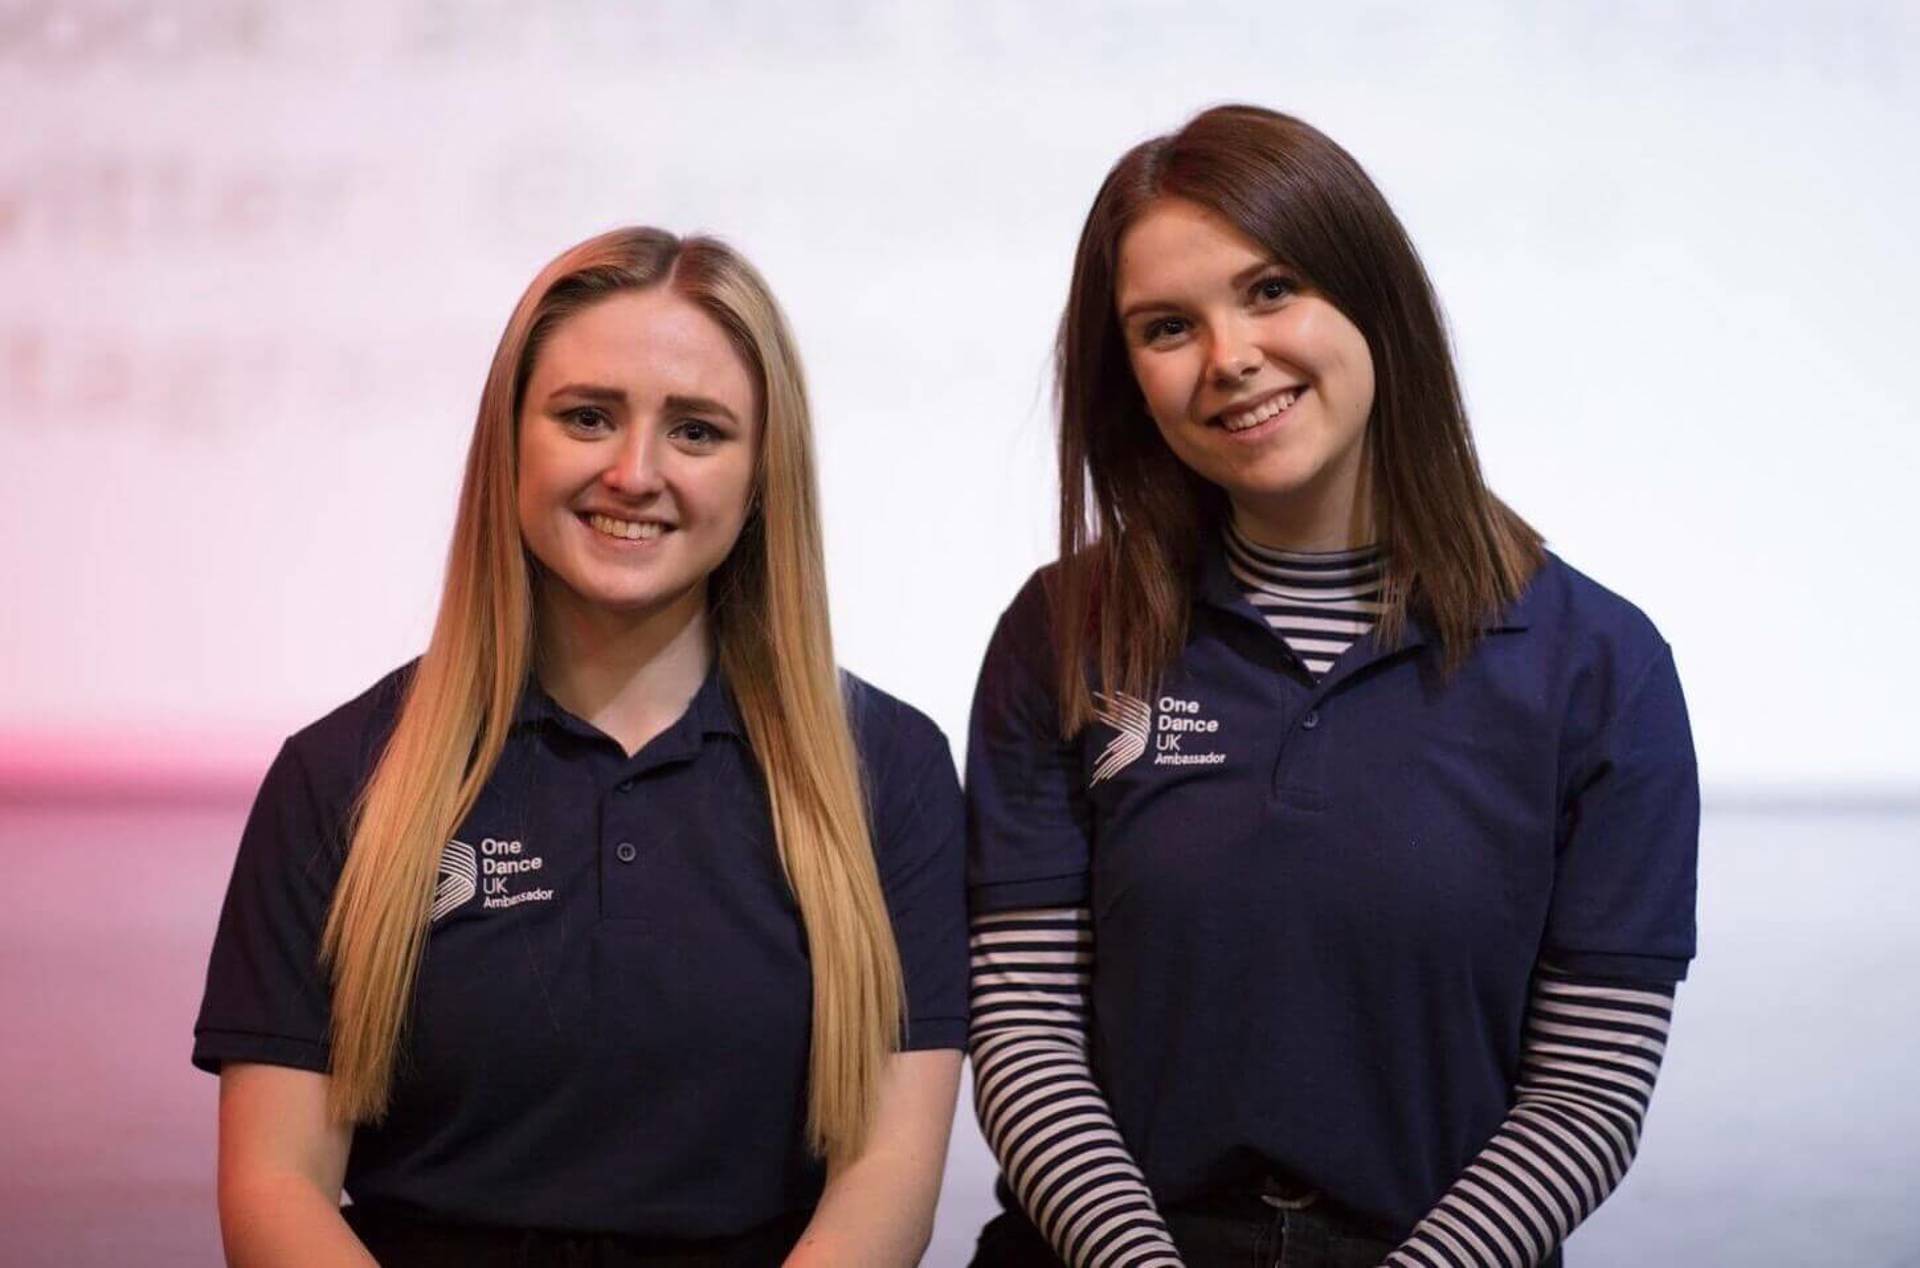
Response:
[963,580,1178,1263]
[217,1062,374,1267]
[1389,640,1697,1265]
[971,907,1184,1268]
[1385,970,1676,1268]
[784,1048,964,1268]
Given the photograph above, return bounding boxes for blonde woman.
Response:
[194,228,967,1266]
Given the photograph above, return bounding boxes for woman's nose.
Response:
[1207,322,1263,387]
[601,428,666,496]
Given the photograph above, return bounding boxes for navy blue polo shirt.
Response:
[194,663,967,1238]
[967,545,1698,1232]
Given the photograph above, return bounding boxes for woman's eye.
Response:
[1143,317,1189,344]
[673,419,721,446]
[1253,275,1295,304]
[561,406,611,432]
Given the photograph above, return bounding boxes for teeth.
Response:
[588,513,665,541]
[1222,387,1302,432]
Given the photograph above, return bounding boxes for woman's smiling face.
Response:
[1116,197,1376,546]
[515,287,760,622]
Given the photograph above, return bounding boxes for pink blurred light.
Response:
[0,730,275,804]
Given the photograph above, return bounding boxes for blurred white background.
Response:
[2,1,1916,1264]
[3,0,1916,794]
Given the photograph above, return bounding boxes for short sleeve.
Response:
[868,708,970,1052]
[1545,645,1700,984]
[191,739,343,1074]
[966,573,1095,914]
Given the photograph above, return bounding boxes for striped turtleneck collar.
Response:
[1223,520,1386,678]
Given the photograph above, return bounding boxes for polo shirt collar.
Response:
[687,665,749,739]
[1192,534,1535,653]
[1194,537,1268,625]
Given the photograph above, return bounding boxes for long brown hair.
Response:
[320,228,903,1166]
[1055,104,1543,731]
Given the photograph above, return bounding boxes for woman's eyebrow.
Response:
[664,393,739,424]
[545,383,626,405]
[1230,259,1282,288]
[1118,259,1286,323]
[1117,294,1179,322]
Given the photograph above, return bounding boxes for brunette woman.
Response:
[967,107,1697,1268]
[195,228,967,1266]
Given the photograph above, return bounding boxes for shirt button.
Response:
[615,841,637,863]
[1301,710,1320,730]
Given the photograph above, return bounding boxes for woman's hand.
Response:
[784,1048,964,1267]
[217,1063,374,1267]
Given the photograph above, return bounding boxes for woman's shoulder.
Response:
[985,561,1066,660]
[276,659,420,805]
[1514,553,1683,723]
[1518,551,1670,658]
[840,673,965,852]
[840,671,951,771]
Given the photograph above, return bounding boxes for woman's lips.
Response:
[583,511,668,541]
[1217,385,1305,432]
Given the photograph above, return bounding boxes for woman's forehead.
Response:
[527,290,755,407]
[1116,198,1277,307]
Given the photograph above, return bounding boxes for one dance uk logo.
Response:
[431,836,554,922]
[1090,691,1228,786]
[430,839,478,922]
[1091,692,1152,784]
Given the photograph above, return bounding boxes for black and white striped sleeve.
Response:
[1386,969,1677,1268]
[969,907,1185,1268]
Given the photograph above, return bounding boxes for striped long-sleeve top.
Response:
[968,524,1679,1268]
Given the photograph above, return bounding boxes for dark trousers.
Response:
[970,1192,1566,1268]
[341,1204,810,1268]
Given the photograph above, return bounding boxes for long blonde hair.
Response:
[319,227,903,1165]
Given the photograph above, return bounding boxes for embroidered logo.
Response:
[1091,691,1152,784]
[431,836,554,920]
[1148,695,1227,769]
[476,836,554,911]
[430,838,478,922]
[1090,692,1230,785]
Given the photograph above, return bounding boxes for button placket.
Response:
[1272,687,1333,811]
[602,777,652,918]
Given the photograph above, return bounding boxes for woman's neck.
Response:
[534,580,714,758]
[1230,465,1376,553]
